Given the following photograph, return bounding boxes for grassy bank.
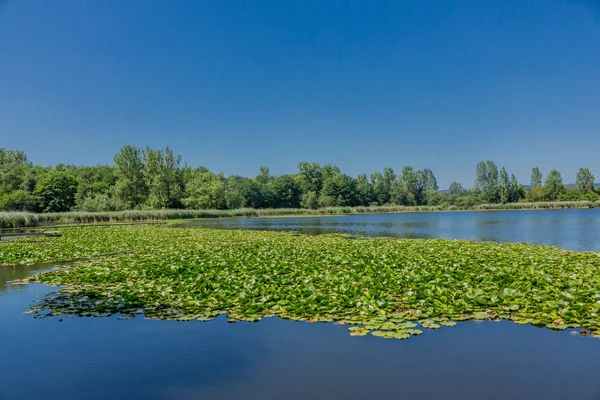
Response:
[1,200,599,228]
[6,225,600,340]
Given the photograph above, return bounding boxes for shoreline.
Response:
[1,201,598,229]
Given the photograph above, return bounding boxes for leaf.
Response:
[439,320,457,327]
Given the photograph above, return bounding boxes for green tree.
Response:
[509,174,524,202]
[237,178,265,208]
[0,190,38,211]
[474,161,499,203]
[300,191,319,209]
[525,186,548,202]
[544,169,564,201]
[114,145,147,209]
[297,162,323,195]
[419,168,438,191]
[256,167,272,184]
[144,147,184,209]
[265,175,301,208]
[575,168,595,194]
[370,172,386,205]
[398,166,418,205]
[320,173,357,207]
[73,165,117,210]
[0,148,31,194]
[448,181,466,196]
[34,170,78,212]
[182,170,227,209]
[355,174,374,206]
[530,167,542,189]
[498,167,510,204]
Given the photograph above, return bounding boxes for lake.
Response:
[176,208,600,251]
[1,209,600,400]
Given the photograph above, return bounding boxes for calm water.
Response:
[177,209,600,251]
[1,209,600,400]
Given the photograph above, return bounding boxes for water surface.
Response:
[177,209,600,251]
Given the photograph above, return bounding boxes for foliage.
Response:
[576,168,595,194]
[544,170,564,201]
[113,145,147,209]
[474,161,499,203]
[7,225,600,341]
[143,147,184,209]
[530,167,542,189]
[448,181,466,196]
[0,190,38,212]
[34,171,78,212]
[182,170,227,210]
[0,146,595,214]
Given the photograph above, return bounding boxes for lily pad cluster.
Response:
[5,225,600,340]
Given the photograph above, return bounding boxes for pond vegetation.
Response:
[3,225,600,340]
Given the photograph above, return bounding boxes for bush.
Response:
[75,193,127,212]
[0,190,38,211]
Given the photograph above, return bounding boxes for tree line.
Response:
[0,146,597,213]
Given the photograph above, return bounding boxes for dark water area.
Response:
[177,209,600,251]
[1,283,600,400]
[2,209,600,399]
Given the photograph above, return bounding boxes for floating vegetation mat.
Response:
[4,225,600,340]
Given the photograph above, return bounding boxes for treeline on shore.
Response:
[0,146,598,215]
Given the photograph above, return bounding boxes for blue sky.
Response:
[1,0,599,188]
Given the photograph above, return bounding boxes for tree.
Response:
[113,145,147,209]
[419,168,438,191]
[474,161,488,193]
[544,169,564,201]
[34,170,78,212]
[525,186,548,202]
[370,172,386,205]
[0,148,31,194]
[355,174,374,206]
[448,181,466,196]
[256,167,272,184]
[575,168,595,194]
[0,190,38,211]
[509,174,524,203]
[144,147,184,209]
[236,178,265,208]
[297,162,323,195]
[398,166,419,205]
[182,170,227,209]
[474,161,499,203]
[498,167,510,204]
[300,191,319,209]
[319,173,357,207]
[530,167,542,189]
[265,175,300,208]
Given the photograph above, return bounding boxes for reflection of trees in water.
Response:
[0,261,72,294]
[0,265,34,294]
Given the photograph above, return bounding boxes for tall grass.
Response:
[1,201,599,228]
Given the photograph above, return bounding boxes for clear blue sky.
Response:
[1,0,599,188]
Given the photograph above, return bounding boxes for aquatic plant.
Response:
[5,225,600,340]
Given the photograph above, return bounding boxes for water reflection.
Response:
[1,287,600,400]
[175,209,600,251]
[0,261,69,295]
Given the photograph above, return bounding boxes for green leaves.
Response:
[5,225,600,341]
